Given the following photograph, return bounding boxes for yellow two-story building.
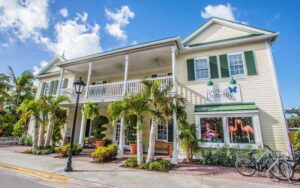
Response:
[33,17,291,163]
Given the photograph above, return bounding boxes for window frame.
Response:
[113,120,129,148]
[227,52,247,77]
[195,110,263,149]
[43,81,51,96]
[156,121,168,142]
[194,57,210,80]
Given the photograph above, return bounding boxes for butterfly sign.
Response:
[228,86,237,94]
[206,84,241,103]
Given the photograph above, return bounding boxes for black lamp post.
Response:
[65,77,86,172]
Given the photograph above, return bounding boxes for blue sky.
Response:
[0,0,299,109]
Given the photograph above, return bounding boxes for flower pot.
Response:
[129,143,137,154]
[96,140,106,147]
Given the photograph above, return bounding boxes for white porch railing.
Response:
[60,76,173,102]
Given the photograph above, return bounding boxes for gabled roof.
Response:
[183,17,275,46]
[37,55,67,76]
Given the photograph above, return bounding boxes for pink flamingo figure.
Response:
[229,119,238,142]
[238,119,254,143]
[204,122,214,141]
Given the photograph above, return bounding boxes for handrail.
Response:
[60,76,173,101]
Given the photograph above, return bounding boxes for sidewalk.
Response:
[0,148,297,188]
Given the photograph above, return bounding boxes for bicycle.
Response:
[235,145,275,176]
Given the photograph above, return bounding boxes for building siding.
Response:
[176,41,288,152]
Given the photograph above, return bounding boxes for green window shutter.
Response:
[52,80,59,95]
[63,78,68,88]
[168,120,173,143]
[244,51,257,75]
[219,54,230,78]
[40,82,46,96]
[187,59,195,81]
[49,81,54,95]
[209,56,219,79]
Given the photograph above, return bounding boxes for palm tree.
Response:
[143,80,172,162]
[38,96,50,147]
[0,73,11,111]
[108,93,150,165]
[17,99,41,150]
[44,96,70,147]
[8,66,35,110]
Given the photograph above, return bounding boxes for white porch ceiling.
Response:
[64,46,172,77]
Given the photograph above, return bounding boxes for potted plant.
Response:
[125,115,137,154]
[92,115,108,147]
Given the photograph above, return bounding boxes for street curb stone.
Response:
[0,162,68,183]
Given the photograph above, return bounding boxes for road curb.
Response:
[0,162,68,183]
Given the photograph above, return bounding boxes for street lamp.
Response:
[65,77,86,172]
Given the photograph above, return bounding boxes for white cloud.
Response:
[131,40,138,45]
[105,6,135,40]
[60,8,68,18]
[33,60,48,76]
[201,3,236,21]
[0,0,49,41]
[40,12,102,59]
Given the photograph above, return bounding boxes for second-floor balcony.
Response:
[60,76,173,103]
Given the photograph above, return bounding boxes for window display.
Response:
[228,117,255,144]
[200,117,224,143]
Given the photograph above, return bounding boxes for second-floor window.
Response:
[43,82,51,96]
[194,58,209,79]
[228,53,245,76]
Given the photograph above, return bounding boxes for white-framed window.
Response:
[228,52,246,76]
[194,57,210,80]
[43,82,51,96]
[195,111,263,149]
[157,121,168,141]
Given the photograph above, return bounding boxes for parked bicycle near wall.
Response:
[235,145,295,181]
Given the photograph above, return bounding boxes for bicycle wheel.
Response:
[279,161,294,180]
[268,160,294,180]
[235,159,256,176]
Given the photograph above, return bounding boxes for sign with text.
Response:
[206,84,242,104]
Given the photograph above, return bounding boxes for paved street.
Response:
[0,168,56,188]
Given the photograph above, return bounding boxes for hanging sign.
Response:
[206,84,242,103]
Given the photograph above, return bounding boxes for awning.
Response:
[194,103,258,112]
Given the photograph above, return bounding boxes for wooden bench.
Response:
[155,140,173,157]
[84,137,96,147]
[0,136,19,145]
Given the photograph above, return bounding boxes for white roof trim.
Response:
[180,33,278,54]
[182,17,274,45]
[58,37,182,68]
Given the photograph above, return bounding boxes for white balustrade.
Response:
[60,76,173,102]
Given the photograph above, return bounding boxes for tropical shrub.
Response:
[179,122,200,162]
[55,143,82,157]
[26,146,55,155]
[92,115,108,140]
[293,130,300,150]
[124,157,138,168]
[13,121,24,137]
[91,144,118,163]
[20,134,32,146]
[139,158,172,171]
[124,115,137,143]
[200,144,264,167]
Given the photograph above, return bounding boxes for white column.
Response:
[118,55,129,158]
[57,69,65,96]
[78,112,86,146]
[171,46,178,164]
[122,55,129,96]
[84,62,93,99]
